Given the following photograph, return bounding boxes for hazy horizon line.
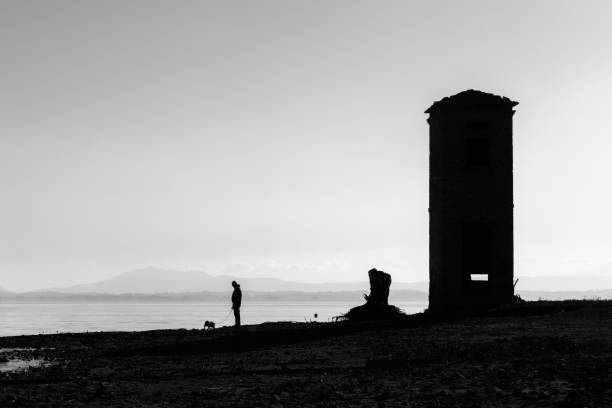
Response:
[3,265,612,294]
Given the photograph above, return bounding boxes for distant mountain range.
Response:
[41,267,427,294]
[46,267,612,294]
[1,267,612,299]
[514,274,612,292]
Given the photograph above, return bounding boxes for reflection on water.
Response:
[0,348,46,372]
[0,358,45,372]
[0,301,427,337]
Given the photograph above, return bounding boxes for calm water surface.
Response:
[0,301,426,337]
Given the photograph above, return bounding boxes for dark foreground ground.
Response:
[1,301,612,407]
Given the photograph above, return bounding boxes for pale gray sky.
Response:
[1,1,612,291]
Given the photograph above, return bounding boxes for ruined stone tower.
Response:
[426,90,518,312]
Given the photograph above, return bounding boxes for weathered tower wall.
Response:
[427,90,517,312]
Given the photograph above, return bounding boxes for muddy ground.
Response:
[1,301,612,407]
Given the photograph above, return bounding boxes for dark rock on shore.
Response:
[344,268,406,320]
[344,303,404,320]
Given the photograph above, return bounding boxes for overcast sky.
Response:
[1,1,612,291]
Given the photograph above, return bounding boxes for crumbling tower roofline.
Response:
[425,89,518,114]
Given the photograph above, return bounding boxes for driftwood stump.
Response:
[364,268,391,306]
[344,268,402,320]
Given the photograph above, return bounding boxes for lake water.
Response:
[0,301,427,337]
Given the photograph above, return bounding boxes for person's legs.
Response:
[233,308,241,327]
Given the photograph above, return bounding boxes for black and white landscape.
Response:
[3,1,612,407]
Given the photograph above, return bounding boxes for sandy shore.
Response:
[1,301,612,407]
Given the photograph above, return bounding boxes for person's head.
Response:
[232,280,238,288]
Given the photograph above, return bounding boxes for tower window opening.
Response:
[467,119,490,130]
[466,137,490,167]
[462,222,493,277]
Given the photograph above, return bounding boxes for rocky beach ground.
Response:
[1,300,612,407]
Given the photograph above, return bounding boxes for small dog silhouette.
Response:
[204,320,216,330]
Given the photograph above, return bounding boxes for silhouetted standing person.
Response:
[231,281,242,327]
